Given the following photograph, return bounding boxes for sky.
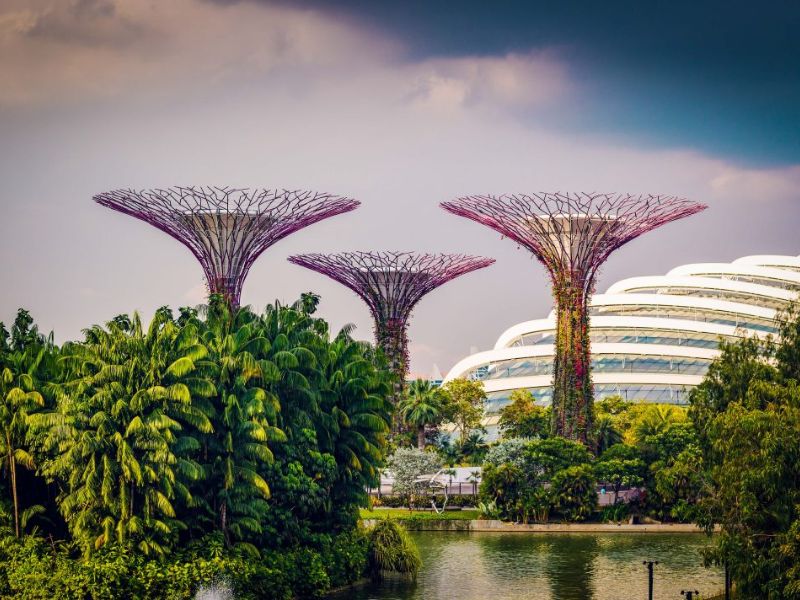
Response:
[1,0,798,377]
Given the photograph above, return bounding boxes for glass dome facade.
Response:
[444,254,800,440]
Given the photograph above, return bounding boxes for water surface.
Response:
[343,531,722,600]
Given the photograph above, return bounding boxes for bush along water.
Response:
[0,296,396,598]
[366,520,421,580]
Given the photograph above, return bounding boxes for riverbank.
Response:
[362,517,708,533]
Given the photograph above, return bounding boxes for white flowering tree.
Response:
[386,448,442,509]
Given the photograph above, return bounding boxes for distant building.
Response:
[444,254,800,439]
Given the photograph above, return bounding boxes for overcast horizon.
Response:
[1,0,798,377]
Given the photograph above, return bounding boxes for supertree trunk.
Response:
[375,318,410,405]
[551,280,593,442]
[441,192,706,446]
[287,251,494,431]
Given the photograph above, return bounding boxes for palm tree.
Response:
[196,298,285,548]
[0,349,45,537]
[594,415,623,454]
[633,405,686,443]
[398,379,445,449]
[317,329,391,522]
[40,309,212,555]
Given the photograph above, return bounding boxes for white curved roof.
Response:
[494,315,765,350]
[605,275,795,308]
[445,253,799,413]
[733,255,800,271]
[667,262,800,288]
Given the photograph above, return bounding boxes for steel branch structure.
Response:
[287,251,495,401]
[441,192,706,444]
[94,186,358,306]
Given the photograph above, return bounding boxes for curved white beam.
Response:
[733,255,800,271]
[605,276,795,307]
[494,315,760,349]
[589,293,776,320]
[446,342,718,382]
[667,262,800,288]
[479,372,704,394]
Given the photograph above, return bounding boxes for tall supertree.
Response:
[94,186,358,306]
[441,193,706,444]
[287,251,494,402]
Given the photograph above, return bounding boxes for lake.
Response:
[340,531,723,600]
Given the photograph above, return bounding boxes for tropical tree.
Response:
[690,301,800,596]
[550,465,597,522]
[316,328,392,523]
[498,389,549,439]
[195,298,285,548]
[593,414,622,454]
[39,309,213,555]
[593,444,645,505]
[0,309,55,539]
[628,404,687,445]
[441,378,485,442]
[386,447,441,509]
[523,437,593,479]
[0,351,45,538]
[398,379,445,449]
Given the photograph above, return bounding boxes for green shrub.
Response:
[366,520,421,579]
[551,465,598,522]
[0,530,370,599]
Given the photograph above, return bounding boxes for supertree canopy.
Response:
[287,251,494,401]
[441,192,706,444]
[94,186,358,306]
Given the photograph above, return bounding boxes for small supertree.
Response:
[94,186,359,306]
[287,251,494,403]
[441,193,706,444]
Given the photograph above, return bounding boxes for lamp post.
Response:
[724,561,731,600]
[643,560,658,600]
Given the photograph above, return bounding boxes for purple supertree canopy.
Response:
[94,186,359,306]
[287,251,494,386]
[441,193,707,295]
[441,192,706,444]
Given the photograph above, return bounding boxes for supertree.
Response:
[441,193,706,444]
[287,251,494,402]
[94,186,358,306]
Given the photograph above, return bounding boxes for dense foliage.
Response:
[497,389,550,439]
[479,397,703,524]
[0,296,401,598]
[690,303,800,598]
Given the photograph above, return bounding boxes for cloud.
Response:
[0,0,398,107]
[709,164,800,201]
[407,52,569,112]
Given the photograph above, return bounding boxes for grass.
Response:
[360,508,480,521]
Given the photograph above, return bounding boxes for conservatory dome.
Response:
[443,253,800,439]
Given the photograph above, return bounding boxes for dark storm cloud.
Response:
[266,0,800,166]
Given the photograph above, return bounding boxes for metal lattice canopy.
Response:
[441,192,706,443]
[94,186,359,305]
[287,251,494,385]
[441,193,707,296]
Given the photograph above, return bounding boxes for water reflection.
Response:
[542,535,599,599]
[335,532,722,600]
